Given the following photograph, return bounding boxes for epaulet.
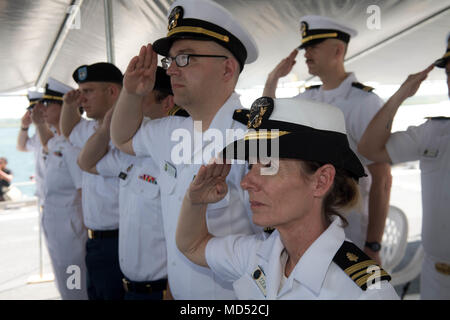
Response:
[264,227,275,234]
[425,116,450,121]
[168,106,190,117]
[352,82,374,93]
[233,108,250,126]
[305,85,321,90]
[333,241,391,291]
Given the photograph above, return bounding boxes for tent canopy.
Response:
[0,0,449,94]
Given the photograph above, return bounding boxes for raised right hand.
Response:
[63,89,82,107]
[269,49,298,80]
[30,104,46,124]
[187,160,232,205]
[123,43,158,96]
[21,111,32,128]
[397,65,434,100]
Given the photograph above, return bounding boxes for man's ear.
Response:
[223,58,239,82]
[108,84,122,99]
[312,164,336,198]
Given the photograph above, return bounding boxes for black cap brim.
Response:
[221,130,366,181]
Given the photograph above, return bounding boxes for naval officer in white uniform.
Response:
[31,78,88,300]
[263,15,392,264]
[17,91,48,207]
[359,34,450,300]
[111,0,262,299]
[176,97,399,300]
[77,67,188,300]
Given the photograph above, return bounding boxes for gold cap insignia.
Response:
[346,252,359,262]
[247,97,274,129]
[168,6,184,31]
[300,21,309,37]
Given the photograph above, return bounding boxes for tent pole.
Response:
[104,0,115,64]
[35,0,83,88]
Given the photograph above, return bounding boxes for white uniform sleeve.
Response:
[63,143,83,189]
[205,234,259,283]
[385,123,428,164]
[25,133,38,152]
[349,93,384,144]
[132,117,183,164]
[96,148,126,178]
[68,118,93,148]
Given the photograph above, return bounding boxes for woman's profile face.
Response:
[240,158,317,228]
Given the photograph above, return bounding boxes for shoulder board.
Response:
[425,116,450,121]
[168,106,189,117]
[352,82,374,92]
[305,85,321,90]
[233,108,250,126]
[333,241,391,291]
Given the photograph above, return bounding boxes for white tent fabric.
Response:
[0,0,449,94]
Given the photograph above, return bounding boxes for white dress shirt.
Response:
[132,93,261,299]
[69,118,120,230]
[96,149,167,282]
[206,218,399,300]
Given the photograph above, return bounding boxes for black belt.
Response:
[122,278,167,294]
[88,229,119,240]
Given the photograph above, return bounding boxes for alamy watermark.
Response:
[366,5,381,30]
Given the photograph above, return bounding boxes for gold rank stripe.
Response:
[168,26,230,43]
[244,131,290,140]
[443,52,450,59]
[344,260,378,276]
[167,106,181,116]
[42,95,63,101]
[355,270,390,288]
[302,33,338,44]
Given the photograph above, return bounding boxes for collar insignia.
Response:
[346,252,359,262]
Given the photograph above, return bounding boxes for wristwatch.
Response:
[365,241,382,252]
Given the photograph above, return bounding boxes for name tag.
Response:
[423,148,439,158]
[252,265,267,297]
[164,161,177,178]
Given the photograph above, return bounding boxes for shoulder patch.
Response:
[168,106,189,117]
[425,116,450,121]
[305,84,321,90]
[333,241,391,291]
[233,108,250,126]
[352,82,374,93]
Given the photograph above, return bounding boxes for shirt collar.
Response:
[290,217,346,295]
[320,72,357,99]
[208,92,242,134]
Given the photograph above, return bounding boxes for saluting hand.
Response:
[124,43,158,96]
[187,160,232,205]
[269,49,298,80]
[21,111,32,128]
[397,65,434,100]
[30,104,46,125]
[63,89,82,108]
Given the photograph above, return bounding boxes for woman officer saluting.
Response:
[176,97,399,300]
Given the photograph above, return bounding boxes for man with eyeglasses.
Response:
[60,62,125,300]
[111,0,261,299]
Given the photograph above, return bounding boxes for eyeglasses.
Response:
[161,54,228,70]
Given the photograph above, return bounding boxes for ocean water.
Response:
[0,125,37,198]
